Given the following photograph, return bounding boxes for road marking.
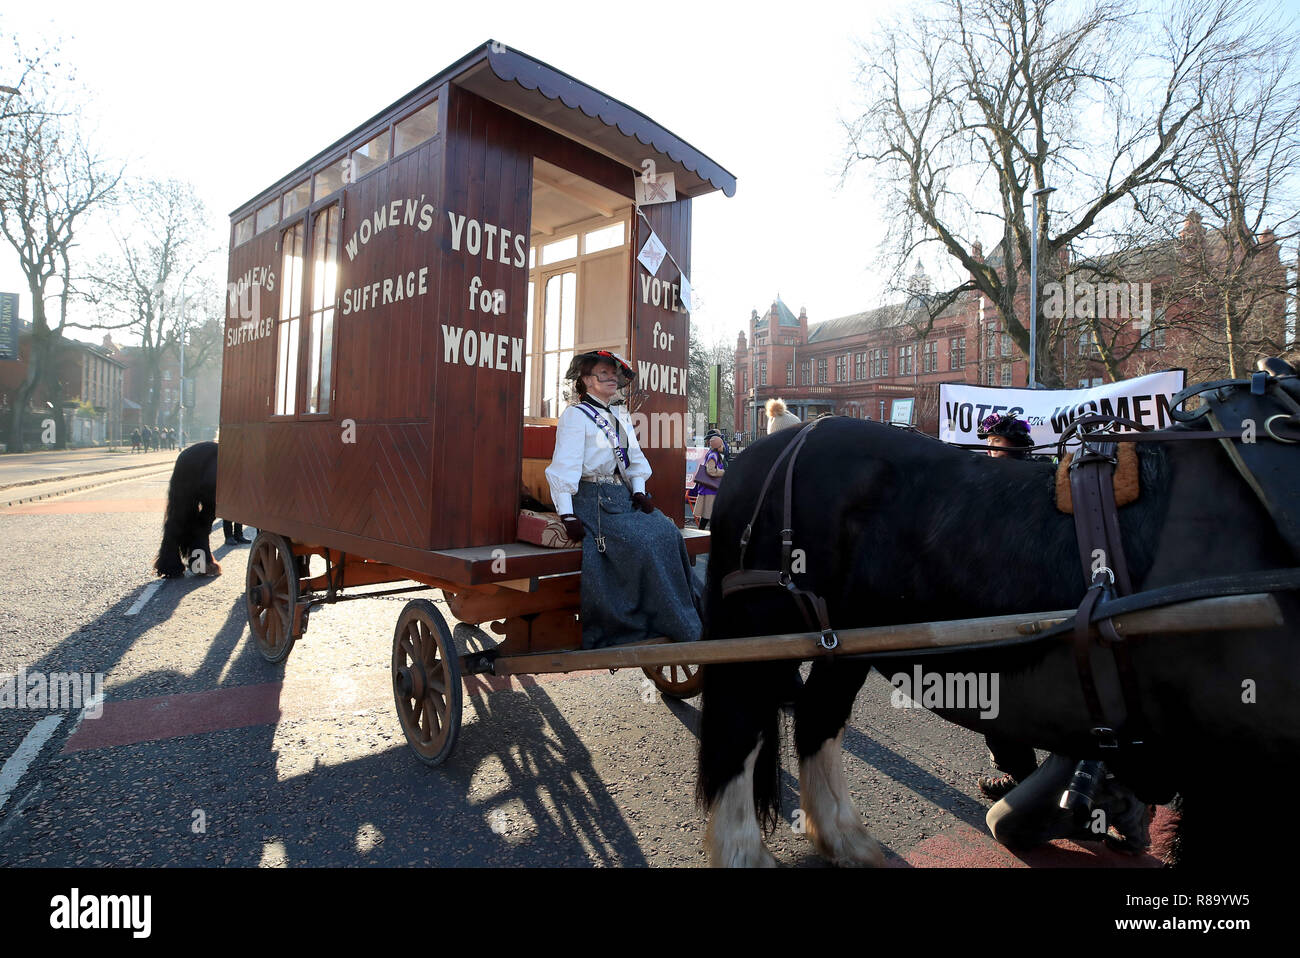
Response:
[124,581,163,617]
[0,715,64,814]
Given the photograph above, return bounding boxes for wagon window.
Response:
[313,157,349,200]
[234,215,254,246]
[255,199,279,234]
[282,180,310,218]
[541,235,577,265]
[306,204,340,414]
[583,222,623,254]
[394,100,438,156]
[276,222,305,416]
[351,131,390,181]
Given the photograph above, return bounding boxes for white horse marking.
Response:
[705,739,777,868]
[800,730,886,867]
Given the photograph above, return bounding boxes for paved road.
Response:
[0,471,1175,868]
[0,447,179,489]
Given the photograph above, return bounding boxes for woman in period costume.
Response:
[545,350,702,649]
[978,413,1036,459]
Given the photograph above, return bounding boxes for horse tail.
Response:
[696,660,787,833]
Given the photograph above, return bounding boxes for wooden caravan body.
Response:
[217,41,735,583]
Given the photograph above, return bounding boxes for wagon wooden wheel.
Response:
[643,662,702,700]
[245,531,299,663]
[392,599,463,767]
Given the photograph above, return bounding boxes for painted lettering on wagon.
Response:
[441,325,523,372]
[342,267,430,315]
[636,360,687,396]
[446,211,527,267]
[226,267,276,320]
[343,196,436,262]
[226,316,275,347]
[639,273,687,314]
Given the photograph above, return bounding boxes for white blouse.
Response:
[545,399,652,514]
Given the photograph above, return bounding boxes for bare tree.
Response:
[1155,30,1300,378]
[846,0,1256,386]
[0,83,119,451]
[80,178,220,429]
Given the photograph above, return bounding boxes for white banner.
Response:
[939,370,1186,450]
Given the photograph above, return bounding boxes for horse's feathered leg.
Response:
[704,740,776,867]
[795,659,884,866]
[697,661,785,867]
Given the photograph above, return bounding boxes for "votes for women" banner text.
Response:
[939,370,1187,451]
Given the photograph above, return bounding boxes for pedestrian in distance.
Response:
[765,397,802,433]
[691,431,726,530]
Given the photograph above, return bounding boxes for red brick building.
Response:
[735,219,1292,437]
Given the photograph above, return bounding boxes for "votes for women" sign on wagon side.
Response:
[939,369,1187,451]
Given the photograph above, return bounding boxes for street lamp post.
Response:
[1029,186,1056,389]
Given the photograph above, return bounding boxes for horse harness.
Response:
[719,416,841,652]
[718,364,1300,767]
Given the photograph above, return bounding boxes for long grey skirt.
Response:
[572,480,702,649]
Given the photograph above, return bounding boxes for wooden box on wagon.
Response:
[217,40,735,585]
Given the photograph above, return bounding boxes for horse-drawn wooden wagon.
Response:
[218,40,1291,810]
[218,41,737,764]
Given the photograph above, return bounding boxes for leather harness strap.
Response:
[724,418,841,650]
[1065,419,1150,750]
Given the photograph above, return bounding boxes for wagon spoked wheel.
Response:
[643,662,703,700]
[245,531,299,664]
[392,599,463,767]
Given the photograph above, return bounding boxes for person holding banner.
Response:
[546,350,702,650]
[978,413,1036,459]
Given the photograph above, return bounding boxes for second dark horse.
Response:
[154,440,221,579]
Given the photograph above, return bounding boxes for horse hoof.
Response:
[807,817,886,868]
[704,818,779,868]
[707,836,779,868]
[203,561,222,577]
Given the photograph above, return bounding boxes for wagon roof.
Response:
[231,40,736,217]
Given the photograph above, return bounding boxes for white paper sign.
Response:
[679,273,693,313]
[638,230,667,275]
[939,370,1186,449]
[635,171,677,205]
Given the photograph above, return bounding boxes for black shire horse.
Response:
[154,440,221,579]
[697,405,1299,867]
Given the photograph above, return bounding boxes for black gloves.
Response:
[631,491,654,514]
[560,514,585,542]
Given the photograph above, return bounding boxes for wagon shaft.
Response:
[485,593,1283,676]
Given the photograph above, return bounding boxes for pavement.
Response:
[0,446,180,491]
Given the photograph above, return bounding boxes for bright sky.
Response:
[1,0,909,351]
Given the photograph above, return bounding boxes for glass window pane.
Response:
[234,216,254,246]
[351,131,391,181]
[529,246,536,269]
[543,352,558,419]
[541,235,577,265]
[560,272,576,349]
[583,222,624,254]
[282,180,310,218]
[394,100,438,155]
[313,158,348,199]
[255,199,279,234]
[545,275,562,350]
